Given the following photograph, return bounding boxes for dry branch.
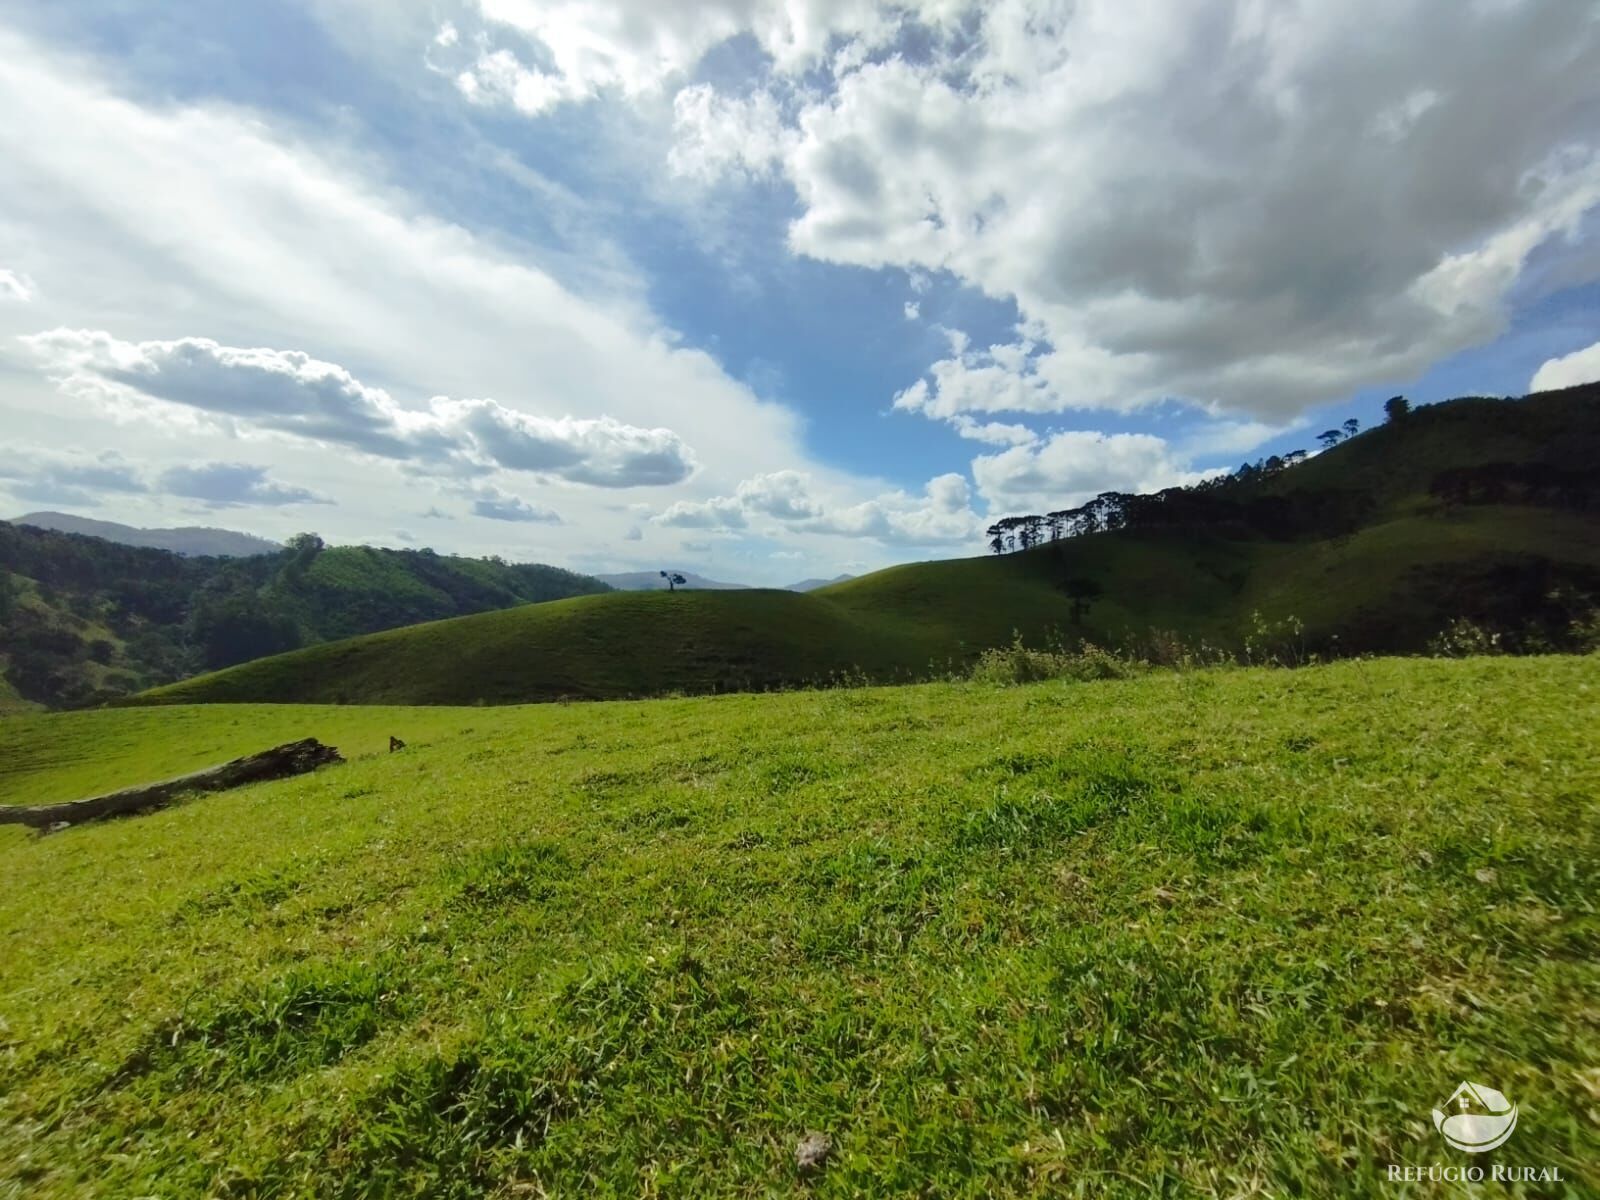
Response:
[0,738,344,830]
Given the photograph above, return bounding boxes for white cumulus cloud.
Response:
[22,330,698,489]
[669,84,792,182]
[654,468,983,546]
[1530,341,1600,393]
[445,0,943,112]
[971,430,1216,514]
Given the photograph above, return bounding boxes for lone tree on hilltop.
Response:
[1318,429,1342,449]
[1343,417,1360,438]
[1384,395,1411,423]
[281,532,326,582]
[660,570,687,591]
[1062,576,1103,623]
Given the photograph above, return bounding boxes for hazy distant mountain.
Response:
[785,574,855,592]
[596,570,749,591]
[596,570,857,592]
[9,512,282,558]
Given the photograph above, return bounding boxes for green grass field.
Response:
[132,503,1600,709]
[2,656,1596,1196]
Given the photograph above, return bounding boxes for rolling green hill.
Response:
[138,503,1600,707]
[0,527,610,709]
[138,588,946,706]
[1256,386,1600,507]
[2,656,1596,1195]
[139,386,1600,708]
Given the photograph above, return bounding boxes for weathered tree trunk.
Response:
[0,738,344,830]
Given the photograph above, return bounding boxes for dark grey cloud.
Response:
[471,489,561,523]
[0,450,147,507]
[159,462,329,508]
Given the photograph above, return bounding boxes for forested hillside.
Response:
[982,387,1600,552]
[0,528,610,709]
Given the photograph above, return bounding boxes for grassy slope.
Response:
[1261,387,1600,507]
[1,657,1596,1197]
[136,502,1600,707]
[136,589,952,706]
[1240,506,1600,641]
[135,540,1252,707]
[0,675,41,714]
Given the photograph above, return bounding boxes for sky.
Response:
[0,1,1597,586]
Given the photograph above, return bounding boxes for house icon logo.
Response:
[1432,1081,1518,1153]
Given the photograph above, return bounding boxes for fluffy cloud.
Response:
[535,0,1600,421]
[0,269,35,303]
[669,85,792,182]
[443,401,694,487]
[734,470,822,520]
[895,338,1123,419]
[1530,341,1600,393]
[895,370,1041,444]
[22,330,697,489]
[971,431,1215,513]
[654,468,982,546]
[947,416,1036,447]
[159,462,329,508]
[444,0,943,114]
[790,4,1600,417]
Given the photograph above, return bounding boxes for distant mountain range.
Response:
[597,570,856,592]
[6,512,858,591]
[785,574,855,592]
[596,570,748,591]
[8,512,282,558]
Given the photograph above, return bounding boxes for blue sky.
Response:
[0,0,1597,584]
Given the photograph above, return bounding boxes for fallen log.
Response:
[0,738,344,830]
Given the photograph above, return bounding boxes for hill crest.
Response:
[8,512,282,558]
